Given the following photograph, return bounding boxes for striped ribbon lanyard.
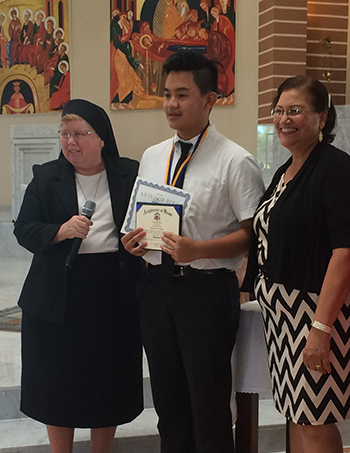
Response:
[164,122,210,186]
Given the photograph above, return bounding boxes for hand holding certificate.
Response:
[136,203,182,250]
[121,177,192,250]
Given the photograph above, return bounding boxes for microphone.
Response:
[66,200,96,268]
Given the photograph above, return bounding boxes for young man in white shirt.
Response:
[122,50,264,453]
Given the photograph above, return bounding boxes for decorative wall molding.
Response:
[11,124,60,220]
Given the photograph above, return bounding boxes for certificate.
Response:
[121,177,192,234]
[136,203,182,250]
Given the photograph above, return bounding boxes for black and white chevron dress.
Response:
[254,175,350,425]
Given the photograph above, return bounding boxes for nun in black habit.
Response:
[14,99,143,453]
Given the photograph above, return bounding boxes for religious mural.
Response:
[110,0,236,110]
[0,0,70,114]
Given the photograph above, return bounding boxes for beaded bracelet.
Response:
[312,320,332,334]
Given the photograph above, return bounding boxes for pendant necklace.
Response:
[75,163,105,202]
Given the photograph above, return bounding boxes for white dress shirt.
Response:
[138,124,265,270]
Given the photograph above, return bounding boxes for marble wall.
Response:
[0,125,59,258]
[11,125,60,221]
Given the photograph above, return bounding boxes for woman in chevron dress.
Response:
[242,76,350,453]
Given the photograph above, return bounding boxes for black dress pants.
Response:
[137,267,240,453]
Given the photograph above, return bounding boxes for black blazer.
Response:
[241,142,350,295]
[14,153,140,324]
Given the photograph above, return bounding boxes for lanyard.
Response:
[164,122,210,186]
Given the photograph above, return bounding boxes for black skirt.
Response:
[20,252,143,428]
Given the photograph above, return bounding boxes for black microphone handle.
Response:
[66,237,83,268]
[65,200,96,268]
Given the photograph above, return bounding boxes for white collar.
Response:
[173,123,215,150]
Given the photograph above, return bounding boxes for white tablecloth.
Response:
[232,301,271,394]
[230,301,272,422]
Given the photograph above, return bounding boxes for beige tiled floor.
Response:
[0,257,31,311]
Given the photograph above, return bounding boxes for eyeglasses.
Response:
[271,108,307,118]
[59,130,97,141]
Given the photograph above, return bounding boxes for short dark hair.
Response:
[271,75,336,144]
[163,50,218,94]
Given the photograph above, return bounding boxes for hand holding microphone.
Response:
[65,200,96,268]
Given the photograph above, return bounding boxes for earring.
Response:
[319,130,323,142]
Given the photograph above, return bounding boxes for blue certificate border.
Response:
[124,179,191,233]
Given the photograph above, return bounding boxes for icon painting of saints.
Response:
[0,1,71,114]
[110,0,236,110]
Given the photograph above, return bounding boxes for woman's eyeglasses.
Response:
[59,130,97,141]
[270,108,307,118]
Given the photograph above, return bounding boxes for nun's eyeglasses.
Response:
[59,130,97,141]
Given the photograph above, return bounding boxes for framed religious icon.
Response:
[110,0,236,110]
[0,0,70,114]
